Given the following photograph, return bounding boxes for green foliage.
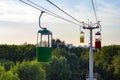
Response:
[46,56,71,80]
[0,44,120,80]
[94,45,120,80]
[112,51,120,79]
[12,61,46,80]
[0,65,5,76]
[0,44,36,62]
[52,48,82,80]
[52,39,66,49]
[0,59,14,71]
[0,71,19,80]
[52,48,67,58]
[69,47,84,57]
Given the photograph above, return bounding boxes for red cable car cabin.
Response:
[95,32,101,49]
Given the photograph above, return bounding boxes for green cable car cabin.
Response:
[36,29,52,62]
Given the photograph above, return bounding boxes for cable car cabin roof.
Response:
[95,32,101,35]
[38,29,52,35]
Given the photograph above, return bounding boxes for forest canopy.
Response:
[0,39,120,80]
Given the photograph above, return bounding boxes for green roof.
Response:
[38,29,52,35]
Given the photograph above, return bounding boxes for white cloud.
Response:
[96,0,120,24]
[0,0,39,23]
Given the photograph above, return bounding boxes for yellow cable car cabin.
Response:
[80,31,84,43]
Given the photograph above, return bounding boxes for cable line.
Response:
[91,0,98,22]
[19,0,81,26]
[27,0,60,18]
[19,0,43,11]
[46,0,83,24]
[27,0,81,26]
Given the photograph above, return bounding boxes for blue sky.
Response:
[0,0,120,46]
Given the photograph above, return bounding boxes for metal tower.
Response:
[81,21,101,80]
